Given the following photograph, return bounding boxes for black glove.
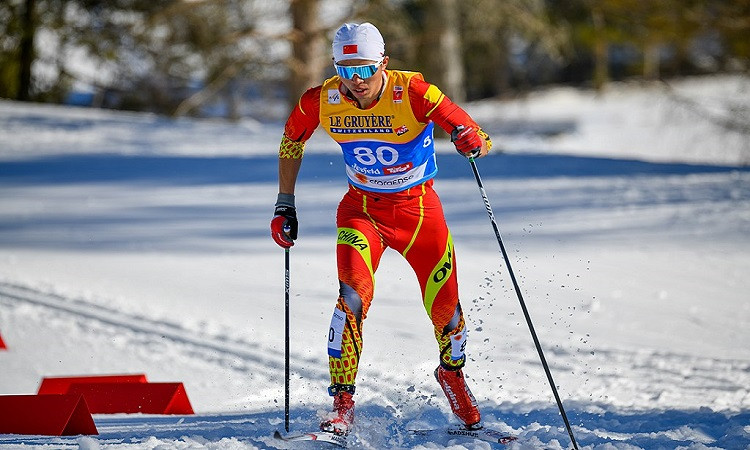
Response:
[270,195,298,248]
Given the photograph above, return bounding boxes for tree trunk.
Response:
[643,43,660,80]
[288,0,325,109]
[422,0,465,102]
[591,5,609,92]
[491,28,511,97]
[17,0,36,101]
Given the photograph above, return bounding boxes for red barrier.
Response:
[67,382,194,414]
[38,374,148,395]
[0,394,98,435]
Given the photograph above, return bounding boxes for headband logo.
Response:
[343,44,358,54]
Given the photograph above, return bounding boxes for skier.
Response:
[270,22,492,436]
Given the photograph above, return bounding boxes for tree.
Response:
[462,0,568,98]
[17,0,36,101]
[0,0,40,100]
[1,0,746,116]
[704,0,750,71]
[287,0,325,109]
[420,0,465,102]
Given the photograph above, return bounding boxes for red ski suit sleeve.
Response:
[406,75,484,138]
[283,86,322,145]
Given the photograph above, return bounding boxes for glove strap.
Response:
[276,193,295,208]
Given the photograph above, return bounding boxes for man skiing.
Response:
[270,22,492,436]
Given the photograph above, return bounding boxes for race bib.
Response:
[327,307,346,358]
[340,122,437,192]
[450,325,467,361]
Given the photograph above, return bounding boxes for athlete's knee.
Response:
[338,281,363,322]
[442,303,462,335]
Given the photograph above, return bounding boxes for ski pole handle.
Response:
[452,125,482,158]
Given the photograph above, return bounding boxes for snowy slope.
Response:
[1,75,749,449]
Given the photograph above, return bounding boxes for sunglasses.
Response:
[334,58,383,80]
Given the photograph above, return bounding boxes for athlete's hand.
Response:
[271,203,298,248]
[451,125,483,158]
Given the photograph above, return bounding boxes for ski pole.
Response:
[467,156,579,450]
[284,247,290,432]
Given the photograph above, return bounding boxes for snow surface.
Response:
[0,75,749,449]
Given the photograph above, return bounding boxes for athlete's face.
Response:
[336,56,389,108]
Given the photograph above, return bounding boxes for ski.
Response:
[409,426,518,446]
[273,430,348,447]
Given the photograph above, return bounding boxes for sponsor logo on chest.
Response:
[328,114,395,134]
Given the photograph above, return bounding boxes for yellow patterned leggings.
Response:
[327,182,468,394]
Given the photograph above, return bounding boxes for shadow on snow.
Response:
[0,152,747,186]
[1,152,748,251]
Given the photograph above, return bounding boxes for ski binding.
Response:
[410,425,518,445]
[274,430,348,447]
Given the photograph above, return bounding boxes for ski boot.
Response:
[435,366,482,429]
[320,390,355,436]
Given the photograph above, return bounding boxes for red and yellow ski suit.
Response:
[280,69,492,394]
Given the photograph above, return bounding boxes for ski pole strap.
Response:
[276,192,295,207]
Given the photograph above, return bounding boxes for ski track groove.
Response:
[0,282,327,380]
[0,281,410,397]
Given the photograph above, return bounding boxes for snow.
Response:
[1,75,749,449]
